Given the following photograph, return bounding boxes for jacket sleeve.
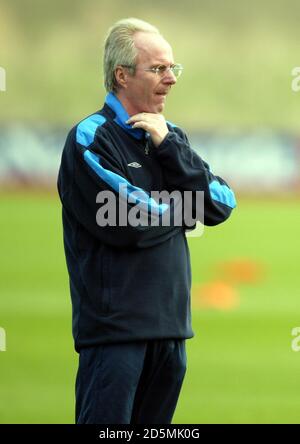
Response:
[57,127,183,249]
[154,128,237,226]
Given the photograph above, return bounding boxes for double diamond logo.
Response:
[128,162,142,168]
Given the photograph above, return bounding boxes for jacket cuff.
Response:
[156,131,179,152]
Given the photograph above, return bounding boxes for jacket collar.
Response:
[105,92,145,140]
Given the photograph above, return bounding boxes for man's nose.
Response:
[163,69,177,85]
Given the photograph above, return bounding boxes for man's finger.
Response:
[127,112,161,124]
[126,113,147,124]
[132,121,150,131]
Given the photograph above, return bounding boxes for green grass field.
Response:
[0,191,300,423]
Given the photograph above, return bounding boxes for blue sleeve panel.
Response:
[83,150,168,216]
[77,112,168,216]
[76,113,107,147]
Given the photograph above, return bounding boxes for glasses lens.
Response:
[172,64,183,78]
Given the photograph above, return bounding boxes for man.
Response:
[57,18,236,424]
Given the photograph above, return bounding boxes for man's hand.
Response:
[126,113,169,148]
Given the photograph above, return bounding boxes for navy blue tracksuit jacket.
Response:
[57,92,236,352]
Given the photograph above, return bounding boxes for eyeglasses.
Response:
[120,63,184,78]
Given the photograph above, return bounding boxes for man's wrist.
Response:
[154,130,169,148]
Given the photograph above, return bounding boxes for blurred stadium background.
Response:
[1,0,300,424]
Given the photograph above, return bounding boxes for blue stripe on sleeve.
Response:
[76,114,106,147]
[209,180,237,209]
[84,150,169,215]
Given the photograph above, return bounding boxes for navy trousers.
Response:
[75,339,187,424]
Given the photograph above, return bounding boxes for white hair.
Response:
[103,18,160,93]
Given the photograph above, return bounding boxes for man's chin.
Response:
[140,102,165,114]
[152,103,165,114]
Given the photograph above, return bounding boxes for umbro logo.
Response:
[127,162,142,168]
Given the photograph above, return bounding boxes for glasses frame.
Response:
[120,63,184,78]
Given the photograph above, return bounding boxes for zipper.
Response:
[145,140,150,155]
[144,133,150,155]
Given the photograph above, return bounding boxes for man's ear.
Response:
[114,66,128,90]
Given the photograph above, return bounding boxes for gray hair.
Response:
[103,18,160,93]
